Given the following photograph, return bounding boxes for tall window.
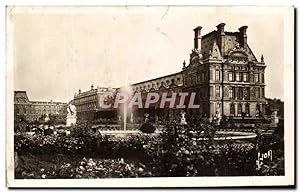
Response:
[215,70,220,81]
[262,74,265,83]
[245,103,250,116]
[243,73,249,82]
[199,87,203,99]
[228,72,234,82]
[230,103,235,115]
[237,87,243,100]
[255,87,260,98]
[238,103,242,116]
[229,87,234,99]
[191,76,195,85]
[236,72,240,82]
[216,86,220,98]
[262,88,265,98]
[255,73,259,83]
[244,87,250,100]
[202,72,205,81]
[256,104,261,116]
[216,103,221,112]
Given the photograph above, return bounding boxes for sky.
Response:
[9,6,287,102]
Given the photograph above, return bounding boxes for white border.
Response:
[5,5,295,188]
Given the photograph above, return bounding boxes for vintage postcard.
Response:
[6,6,295,187]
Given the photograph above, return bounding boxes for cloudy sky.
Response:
[9,6,289,102]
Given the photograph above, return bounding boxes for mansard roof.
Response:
[14,91,30,104]
[200,29,258,61]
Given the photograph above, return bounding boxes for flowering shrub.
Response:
[143,121,257,176]
[15,134,96,155]
[15,130,158,158]
[15,121,284,177]
[15,155,151,179]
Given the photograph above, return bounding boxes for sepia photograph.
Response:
[6,6,295,187]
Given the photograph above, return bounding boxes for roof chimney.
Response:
[193,26,202,51]
[216,23,226,55]
[216,23,225,35]
[239,26,248,48]
[261,54,264,63]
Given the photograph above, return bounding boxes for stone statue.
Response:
[182,60,186,69]
[180,111,187,125]
[144,113,149,122]
[271,110,279,127]
[67,104,76,116]
[44,113,50,122]
[215,111,221,125]
[209,50,213,58]
[66,104,77,127]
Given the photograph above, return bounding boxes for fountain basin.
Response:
[198,131,257,141]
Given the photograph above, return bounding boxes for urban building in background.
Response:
[14,91,67,123]
[74,23,266,122]
[73,86,117,121]
[8,6,293,186]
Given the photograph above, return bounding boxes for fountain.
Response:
[130,112,134,123]
[123,104,127,131]
[117,85,133,132]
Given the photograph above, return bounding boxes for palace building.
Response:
[182,23,266,119]
[14,91,67,123]
[73,86,117,121]
[74,23,266,122]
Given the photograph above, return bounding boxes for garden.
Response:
[14,121,285,178]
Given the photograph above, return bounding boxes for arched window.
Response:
[238,103,242,116]
[230,103,235,116]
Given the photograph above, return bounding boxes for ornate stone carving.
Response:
[189,49,203,66]
[227,49,248,63]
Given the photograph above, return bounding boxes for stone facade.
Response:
[74,23,266,121]
[183,23,266,119]
[73,86,117,121]
[14,91,67,123]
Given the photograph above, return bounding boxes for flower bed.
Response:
[14,122,284,177]
[15,154,151,179]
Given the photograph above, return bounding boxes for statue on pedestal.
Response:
[271,110,279,127]
[214,111,221,125]
[144,113,149,123]
[180,111,187,125]
[44,113,50,122]
[66,104,77,127]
